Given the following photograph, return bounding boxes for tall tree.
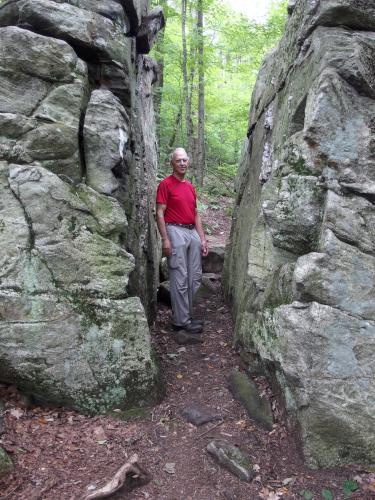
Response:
[187,0,198,176]
[165,103,182,162]
[181,0,195,174]
[153,0,167,145]
[196,0,205,186]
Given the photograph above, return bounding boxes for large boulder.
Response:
[224,0,375,467]
[0,162,160,413]
[0,292,160,413]
[0,0,165,412]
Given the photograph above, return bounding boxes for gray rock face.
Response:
[0,0,165,412]
[0,161,159,413]
[0,26,87,181]
[0,0,131,62]
[57,0,130,29]
[160,257,169,281]
[119,0,148,35]
[6,163,133,296]
[136,6,165,54]
[125,55,161,316]
[84,89,130,195]
[224,0,375,467]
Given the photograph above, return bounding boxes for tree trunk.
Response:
[153,0,167,152]
[188,0,198,178]
[165,104,183,164]
[196,0,205,187]
[181,0,195,174]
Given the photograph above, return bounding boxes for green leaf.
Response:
[322,489,334,500]
[343,480,359,497]
[300,490,314,500]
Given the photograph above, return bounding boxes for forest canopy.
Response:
[152,0,288,189]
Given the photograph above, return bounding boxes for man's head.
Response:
[171,148,189,180]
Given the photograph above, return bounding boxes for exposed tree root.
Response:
[84,454,150,499]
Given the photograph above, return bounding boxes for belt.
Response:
[166,222,195,230]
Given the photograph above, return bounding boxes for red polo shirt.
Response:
[156,175,197,224]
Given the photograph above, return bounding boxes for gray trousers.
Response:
[166,225,202,326]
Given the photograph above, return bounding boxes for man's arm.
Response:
[195,210,208,257]
[156,203,172,257]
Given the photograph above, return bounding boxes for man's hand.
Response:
[201,239,208,257]
[162,237,172,258]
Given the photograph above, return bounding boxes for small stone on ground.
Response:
[207,439,255,482]
[181,403,221,426]
[0,447,13,476]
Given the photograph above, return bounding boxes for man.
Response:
[156,147,208,333]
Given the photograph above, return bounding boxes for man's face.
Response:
[172,149,189,177]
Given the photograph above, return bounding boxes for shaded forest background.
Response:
[152,0,288,193]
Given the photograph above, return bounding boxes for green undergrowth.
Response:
[300,478,359,499]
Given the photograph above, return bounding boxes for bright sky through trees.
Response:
[152,0,288,190]
[225,0,274,23]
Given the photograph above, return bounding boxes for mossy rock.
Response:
[207,439,255,482]
[0,447,13,476]
[228,371,273,430]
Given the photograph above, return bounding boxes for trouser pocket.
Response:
[168,251,179,269]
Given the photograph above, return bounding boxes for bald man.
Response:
[156,148,208,334]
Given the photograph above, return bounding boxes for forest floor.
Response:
[0,197,374,500]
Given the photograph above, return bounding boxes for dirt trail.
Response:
[0,200,372,499]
